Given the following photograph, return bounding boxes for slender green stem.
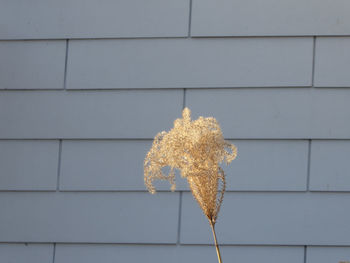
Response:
[209,220,223,263]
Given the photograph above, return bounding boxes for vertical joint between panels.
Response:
[306,140,312,191]
[311,36,316,87]
[188,0,193,37]
[56,140,62,191]
[177,191,183,245]
[63,39,69,90]
[183,89,187,109]
[303,246,307,263]
[52,243,56,263]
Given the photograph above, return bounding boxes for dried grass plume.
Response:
[144,107,237,224]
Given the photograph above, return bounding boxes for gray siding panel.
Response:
[0,90,183,139]
[0,0,189,39]
[60,140,155,191]
[307,246,350,263]
[0,41,66,89]
[67,38,312,89]
[0,244,53,263]
[60,140,186,191]
[191,0,350,36]
[0,140,58,190]
[310,140,350,191]
[0,192,179,243]
[225,140,308,191]
[181,192,350,245]
[55,244,304,263]
[186,89,350,139]
[314,37,350,87]
[60,140,307,191]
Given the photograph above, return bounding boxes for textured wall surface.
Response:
[1,0,350,262]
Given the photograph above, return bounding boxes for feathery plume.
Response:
[144,107,237,263]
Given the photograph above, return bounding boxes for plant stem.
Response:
[209,220,223,263]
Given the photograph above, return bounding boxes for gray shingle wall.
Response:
[191,0,350,36]
[66,38,313,89]
[0,1,349,262]
[0,0,190,39]
[0,41,66,89]
[0,244,53,263]
[55,244,304,263]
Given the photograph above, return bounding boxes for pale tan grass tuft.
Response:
[144,108,237,263]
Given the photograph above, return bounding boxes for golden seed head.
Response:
[144,107,237,223]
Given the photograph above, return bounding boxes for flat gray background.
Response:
[1,0,350,262]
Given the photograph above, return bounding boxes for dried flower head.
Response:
[144,107,237,223]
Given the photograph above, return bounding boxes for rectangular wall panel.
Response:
[181,192,350,245]
[0,41,66,89]
[314,37,350,87]
[0,244,53,263]
[186,89,350,139]
[0,140,59,190]
[0,192,179,243]
[60,140,308,191]
[0,90,183,139]
[0,0,189,39]
[67,38,312,89]
[224,140,308,191]
[55,244,304,263]
[60,140,158,191]
[307,246,350,263]
[310,140,350,191]
[60,139,187,191]
[191,0,350,36]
